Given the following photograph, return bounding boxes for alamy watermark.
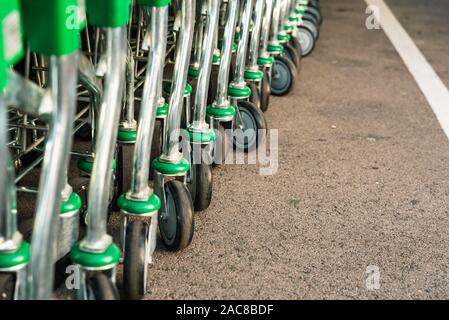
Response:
[365,265,380,290]
[365,5,381,30]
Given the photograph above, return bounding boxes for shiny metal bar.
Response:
[80,27,127,252]
[247,0,265,70]
[259,0,274,58]
[215,0,239,107]
[231,0,254,85]
[129,6,168,199]
[28,53,79,300]
[162,0,196,161]
[190,0,221,131]
[0,96,22,252]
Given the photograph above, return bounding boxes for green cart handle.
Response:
[137,0,172,6]
[20,0,86,56]
[86,0,132,27]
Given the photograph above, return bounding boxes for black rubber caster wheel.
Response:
[233,100,267,152]
[0,273,15,300]
[283,42,301,74]
[295,24,316,57]
[187,157,213,212]
[271,56,297,96]
[149,119,164,181]
[260,70,271,112]
[306,6,322,25]
[207,66,220,106]
[86,273,119,300]
[249,81,261,110]
[123,221,149,300]
[211,122,230,167]
[117,143,134,197]
[288,36,303,74]
[159,180,194,251]
[303,12,319,28]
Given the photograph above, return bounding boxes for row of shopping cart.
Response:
[0,0,321,299]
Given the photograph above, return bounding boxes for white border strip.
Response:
[365,0,449,139]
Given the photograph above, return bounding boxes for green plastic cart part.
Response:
[212,54,221,64]
[206,104,236,119]
[157,103,169,117]
[289,16,300,22]
[244,70,264,81]
[117,129,137,143]
[20,0,85,56]
[60,192,82,215]
[278,33,291,42]
[188,67,199,78]
[137,0,172,7]
[234,31,240,41]
[70,242,120,268]
[163,82,192,96]
[283,26,294,34]
[257,56,274,67]
[217,41,238,53]
[295,9,305,15]
[0,240,30,269]
[77,157,117,174]
[267,44,284,54]
[117,193,161,215]
[187,128,216,144]
[232,43,238,53]
[86,0,131,27]
[228,85,251,98]
[152,157,190,175]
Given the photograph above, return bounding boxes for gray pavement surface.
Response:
[143,0,449,299]
[15,0,449,299]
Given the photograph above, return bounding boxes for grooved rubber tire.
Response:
[289,37,303,74]
[86,273,119,300]
[260,70,271,112]
[188,160,213,212]
[283,43,301,74]
[295,26,315,57]
[159,180,194,251]
[150,119,163,181]
[233,101,267,152]
[0,273,15,300]
[271,56,297,96]
[123,221,149,300]
[249,82,261,110]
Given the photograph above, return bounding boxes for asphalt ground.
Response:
[14,0,449,299]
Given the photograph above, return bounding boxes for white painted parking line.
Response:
[365,0,449,139]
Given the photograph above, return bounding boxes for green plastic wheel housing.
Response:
[117,129,137,143]
[152,157,190,175]
[86,0,131,27]
[0,0,24,90]
[0,240,30,269]
[20,0,85,56]
[70,242,121,268]
[77,157,117,174]
[257,56,274,67]
[228,85,251,98]
[244,70,264,81]
[187,128,216,144]
[206,104,236,119]
[60,192,82,215]
[267,44,284,54]
[117,193,161,215]
[157,103,169,117]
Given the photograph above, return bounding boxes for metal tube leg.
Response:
[28,53,79,300]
